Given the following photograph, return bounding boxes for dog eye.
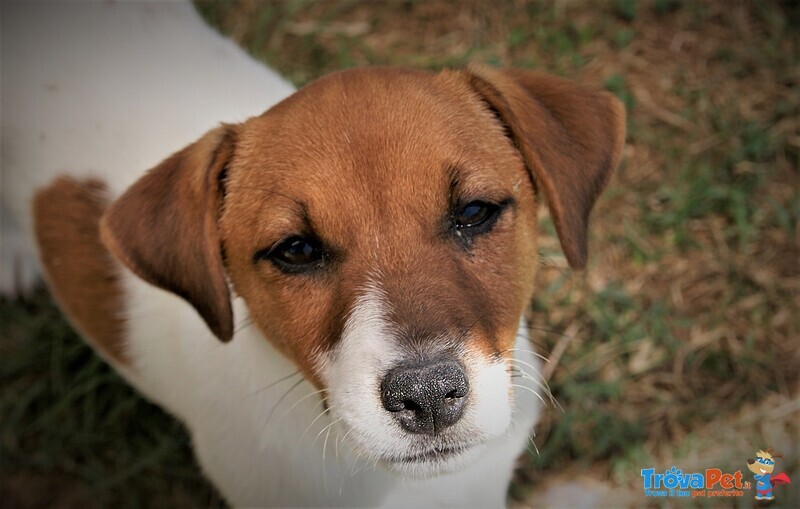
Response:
[454,201,501,231]
[255,235,324,272]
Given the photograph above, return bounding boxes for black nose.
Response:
[380,360,469,435]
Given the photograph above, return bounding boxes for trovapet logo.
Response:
[640,466,749,499]
[746,448,792,501]
[641,447,793,501]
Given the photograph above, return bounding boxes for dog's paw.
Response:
[1,205,42,297]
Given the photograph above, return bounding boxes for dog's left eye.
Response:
[453,201,503,234]
[456,202,494,228]
[254,236,325,273]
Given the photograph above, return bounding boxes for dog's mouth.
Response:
[394,444,469,463]
[378,440,486,478]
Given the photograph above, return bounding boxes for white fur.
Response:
[0,0,294,294]
[318,285,407,465]
[320,285,523,481]
[123,270,541,507]
[1,2,542,506]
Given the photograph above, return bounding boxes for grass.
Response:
[0,293,223,508]
[2,0,799,506]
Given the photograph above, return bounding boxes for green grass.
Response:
[0,293,222,507]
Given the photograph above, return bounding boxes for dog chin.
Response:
[382,442,486,480]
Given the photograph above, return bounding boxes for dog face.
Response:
[223,69,538,384]
[222,69,540,476]
[747,450,777,475]
[99,66,625,478]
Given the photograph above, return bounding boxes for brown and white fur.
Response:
[2,2,625,507]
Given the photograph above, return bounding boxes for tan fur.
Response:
[53,66,624,389]
[33,178,128,365]
[99,126,237,342]
[220,68,542,386]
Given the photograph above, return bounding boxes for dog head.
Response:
[747,449,781,475]
[100,66,624,477]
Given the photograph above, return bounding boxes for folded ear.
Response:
[100,125,237,342]
[465,64,626,268]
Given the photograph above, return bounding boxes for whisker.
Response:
[511,382,547,407]
[245,370,301,399]
[347,444,363,476]
[527,435,540,457]
[234,316,254,334]
[351,455,374,477]
[504,347,551,364]
[508,356,546,375]
[510,365,545,387]
[336,425,356,459]
[507,358,549,389]
[321,419,339,463]
[262,377,304,427]
[296,402,332,450]
[314,417,341,448]
[322,423,334,497]
[346,440,375,478]
[509,362,560,409]
[289,399,328,462]
[281,388,327,419]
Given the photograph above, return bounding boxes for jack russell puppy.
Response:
[1,2,625,507]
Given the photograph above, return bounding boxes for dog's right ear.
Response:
[100,125,237,342]
[464,64,626,269]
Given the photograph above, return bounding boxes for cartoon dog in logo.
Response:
[747,449,791,501]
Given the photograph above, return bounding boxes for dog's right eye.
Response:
[253,236,325,273]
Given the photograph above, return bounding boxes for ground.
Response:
[1,1,798,507]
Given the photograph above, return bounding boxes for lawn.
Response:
[2,0,798,507]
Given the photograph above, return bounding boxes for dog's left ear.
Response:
[464,64,626,268]
[100,125,237,342]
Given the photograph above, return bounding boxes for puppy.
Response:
[2,2,625,507]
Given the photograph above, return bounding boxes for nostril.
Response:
[380,359,469,435]
[403,399,422,413]
[444,388,466,400]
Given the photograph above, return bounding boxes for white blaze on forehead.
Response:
[319,284,401,385]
